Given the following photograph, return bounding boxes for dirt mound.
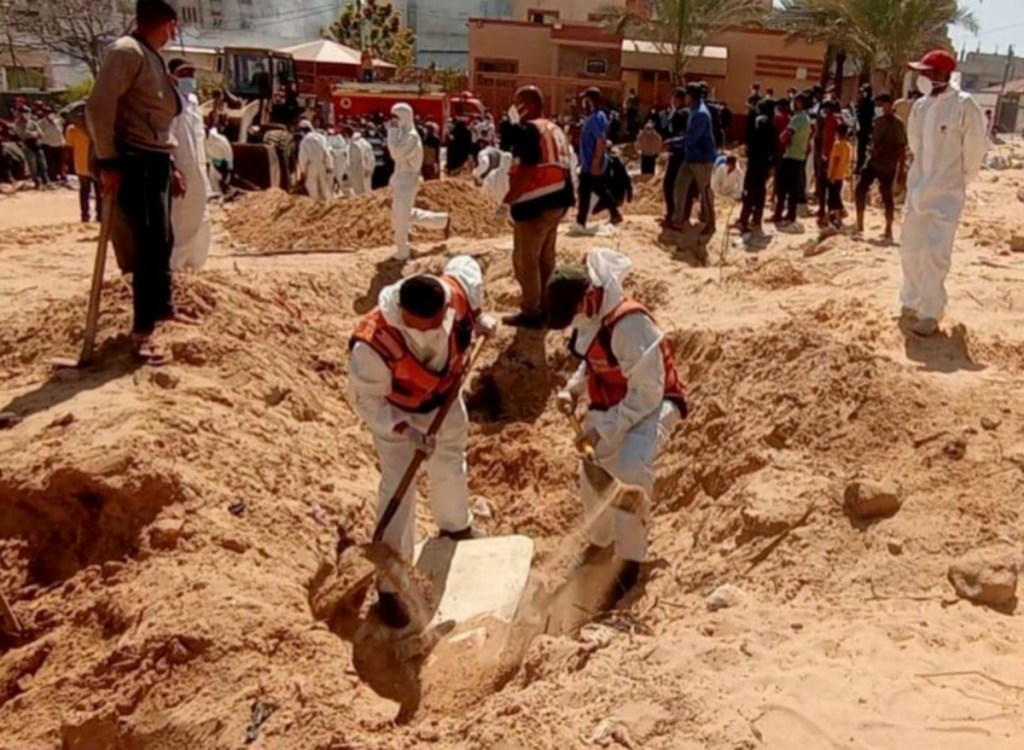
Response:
[224,181,504,254]
[628,175,665,216]
[727,258,811,290]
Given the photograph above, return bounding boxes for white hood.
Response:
[574,247,634,351]
[392,103,415,131]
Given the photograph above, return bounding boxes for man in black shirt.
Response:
[739,98,778,241]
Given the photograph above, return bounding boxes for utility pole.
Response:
[994,45,1015,137]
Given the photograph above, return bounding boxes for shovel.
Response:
[358,336,489,650]
[52,194,114,370]
[567,411,647,518]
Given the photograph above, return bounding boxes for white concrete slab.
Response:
[413,535,534,629]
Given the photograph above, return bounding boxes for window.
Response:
[585,57,608,76]
[529,9,559,25]
[180,5,200,24]
[4,66,47,90]
[477,59,518,74]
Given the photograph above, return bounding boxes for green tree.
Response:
[778,0,861,90]
[605,0,768,84]
[324,0,417,80]
[781,0,977,94]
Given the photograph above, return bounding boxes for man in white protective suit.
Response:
[387,103,451,262]
[345,125,375,196]
[348,256,497,628]
[547,248,689,602]
[901,49,987,337]
[168,59,211,271]
[297,120,333,202]
[474,144,512,204]
[326,127,349,196]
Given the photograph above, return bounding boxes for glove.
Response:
[475,313,499,338]
[396,424,436,456]
[555,390,577,416]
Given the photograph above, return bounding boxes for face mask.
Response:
[178,78,196,95]
[507,104,520,125]
[874,107,884,118]
[916,76,933,96]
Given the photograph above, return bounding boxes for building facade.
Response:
[959,49,1022,93]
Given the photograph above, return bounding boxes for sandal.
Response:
[133,335,170,366]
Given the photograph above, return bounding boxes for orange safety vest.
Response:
[507,118,571,206]
[572,299,689,415]
[350,276,476,414]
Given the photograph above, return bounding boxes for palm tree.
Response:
[778,0,862,91]
[781,0,978,95]
[605,0,769,84]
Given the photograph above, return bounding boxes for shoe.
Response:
[569,222,596,236]
[912,317,939,337]
[438,525,486,542]
[374,592,411,629]
[501,311,546,330]
[750,226,768,239]
[882,231,895,245]
[610,213,624,226]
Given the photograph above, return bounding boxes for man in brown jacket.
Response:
[86,0,187,365]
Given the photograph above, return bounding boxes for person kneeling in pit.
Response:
[548,248,689,597]
[348,256,496,628]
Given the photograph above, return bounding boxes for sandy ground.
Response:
[2,149,1024,750]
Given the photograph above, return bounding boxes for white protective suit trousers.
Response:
[391,172,449,255]
[170,158,211,272]
[582,401,681,562]
[372,397,472,590]
[306,169,333,203]
[900,193,965,321]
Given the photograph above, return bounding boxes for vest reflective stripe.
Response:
[350,276,475,413]
[579,299,689,414]
[510,118,571,206]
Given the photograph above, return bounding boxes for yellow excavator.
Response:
[209,47,302,190]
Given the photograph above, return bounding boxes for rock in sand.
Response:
[948,546,1019,608]
[844,478,902,520]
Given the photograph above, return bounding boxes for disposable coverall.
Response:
[473,145,502,184]
[711,162,745,201]
[348,134,376,195]
[205,127,233,197]
[901,84,986,322]
[482,151,512,204]
[348,256,484,589]
[388,103,449,261]
[563,249,682,562]
[326,132,349,195]
[170,92,212,271]
[298,129,334,202]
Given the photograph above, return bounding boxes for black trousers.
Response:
[826,179,844,212]
[640,155,657,175]
[119,151,174,335]
[662,151,685,219]
[856,136,870,173]
[739,165,770,229]
[78,175,100,220]
[577,171,620,226]
[773,158,804,223]
[856,165,897,223]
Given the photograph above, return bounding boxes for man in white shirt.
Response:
[348,256,496,628]
[168,59,212,271]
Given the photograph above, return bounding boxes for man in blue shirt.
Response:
[575,87,623,231]
[669,84,718,240]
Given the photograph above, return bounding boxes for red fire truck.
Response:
[332,84,485,126]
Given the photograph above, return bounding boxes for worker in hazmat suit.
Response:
[901,49,987,337]
[387,103,451,262]
[482,151,513,204]
[326,127,349,196]
[348,256,498,628]
[547,248,689,603]
[297,120,333,202]
[345,126,375,195]
[168,59,211,271]
[205,125,233,197]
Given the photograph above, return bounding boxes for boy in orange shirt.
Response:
[827,122,853,228]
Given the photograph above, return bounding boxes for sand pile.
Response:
[4,181,1024,749]
[629,175,665,215]
[224,181,504,254]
